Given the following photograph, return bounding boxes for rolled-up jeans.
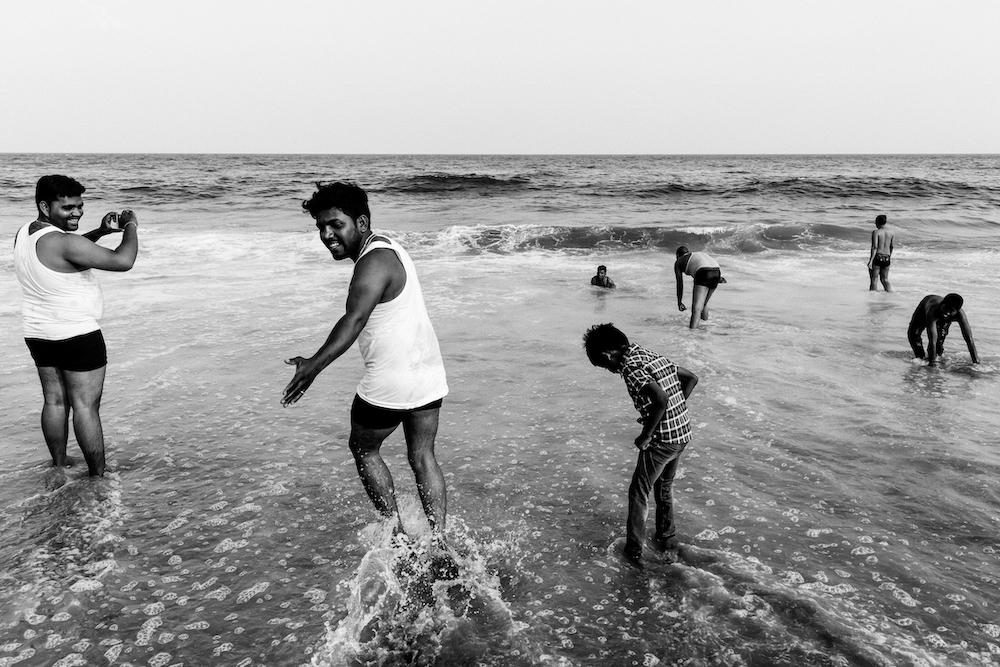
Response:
[625,440,688,553]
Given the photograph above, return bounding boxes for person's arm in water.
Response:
[282,249,394,406]
[675,365,699,399]
[50,210,138,271]
[634,381,668,451]
[956,310,980,364]
[867,230,878,269]
[926,315,941,366]
[674,260,686,311]
[607,277,616,289]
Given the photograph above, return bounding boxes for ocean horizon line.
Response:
[3,151,1000,158]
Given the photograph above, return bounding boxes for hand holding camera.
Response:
[102,209,138,233]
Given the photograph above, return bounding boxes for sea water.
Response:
[1,154,999,667]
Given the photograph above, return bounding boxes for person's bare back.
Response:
[872,226,893,255]
[868,215,894,292]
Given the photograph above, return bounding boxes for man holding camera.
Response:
[13,175,139,477]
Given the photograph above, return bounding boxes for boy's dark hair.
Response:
[302,181,371,222]
[583,323,629,367]
[597,264,607,272]
[36,175,85,206]
[942,293,964,311]
[676,245,690,258]
[875,214,887,227]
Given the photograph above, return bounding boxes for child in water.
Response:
[583,323,698,562]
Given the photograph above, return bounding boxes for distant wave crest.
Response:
[397,221,862,256]
[378,171,1000,205]
[601,175,1000,204]
[383,173,534,195]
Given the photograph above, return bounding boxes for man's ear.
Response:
[357,214,370,232]
[38,200,50,219]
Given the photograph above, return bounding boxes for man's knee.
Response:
[408,449,439,474]
[43,392,67,408]
[349,422,394,458]
[70,393,102,412]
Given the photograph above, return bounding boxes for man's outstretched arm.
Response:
[282,251,392,406]
[957,311,979,363]
[674,263,686,311]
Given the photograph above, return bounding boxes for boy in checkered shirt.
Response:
[584,323,699,562]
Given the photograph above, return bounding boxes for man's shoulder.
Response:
[624,344,668,366]
[35,228,77,252]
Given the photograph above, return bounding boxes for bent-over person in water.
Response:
[907,293,979,366]
[583,323,699,564]
[674,246,725,328]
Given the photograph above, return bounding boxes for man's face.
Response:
[598,268,606,278]
[939,304,958,320]
[601,350,624,373]
[315,208,364,261]
[41,196,84,231]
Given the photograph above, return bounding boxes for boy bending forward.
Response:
[584,324,699,561]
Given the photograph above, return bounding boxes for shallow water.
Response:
[1,154,999,666]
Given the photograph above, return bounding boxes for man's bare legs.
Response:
[870,265,892,292]
[37,367,70,467]
[402,408,447,537]
[37,366,106,475]
[689,285,717,328]
[879,265,892,292]
[349,421,403,529]
[64,367,106,476]
[349,407,447,539]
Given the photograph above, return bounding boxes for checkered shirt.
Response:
[619,343,692,446]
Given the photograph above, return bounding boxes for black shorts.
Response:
[693,267,723,289]
[873,253,891,268]
[351,395,443,430]
[25,330,107,372]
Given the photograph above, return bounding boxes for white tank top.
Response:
[13,223,104,340]
[683,252,720,276]
[355,235,448,409]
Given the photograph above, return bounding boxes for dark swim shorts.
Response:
[25,330,107,372]
[693,267,723,289]
[351,395,443,430]
[872,253,891,268]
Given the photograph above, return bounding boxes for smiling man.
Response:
[13,175,139,477]
[282,182,452,554]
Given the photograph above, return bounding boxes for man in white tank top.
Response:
[283,182,454,568]
[13,175,139,477]
[674,246,726,329]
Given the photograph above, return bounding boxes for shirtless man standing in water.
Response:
[867,214,894,292]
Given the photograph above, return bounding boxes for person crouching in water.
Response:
[674,246,725,328]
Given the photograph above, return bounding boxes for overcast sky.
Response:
[2,0,998,154]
